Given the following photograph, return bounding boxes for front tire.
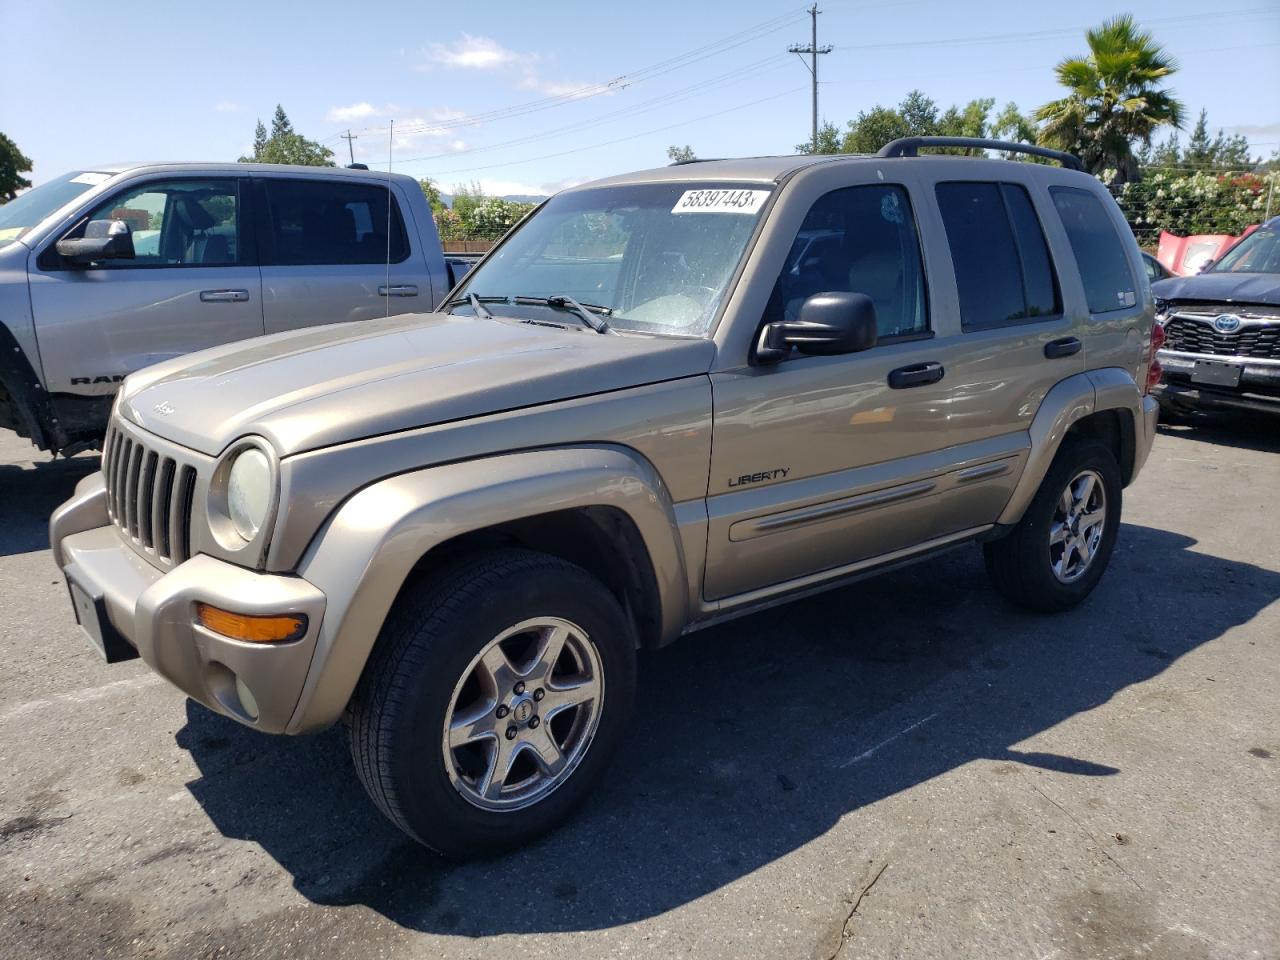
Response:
[347,549,637,858]
[984,437,1122,612]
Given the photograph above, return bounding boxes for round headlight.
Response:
[227,448,272,541]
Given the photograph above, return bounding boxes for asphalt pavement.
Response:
[1,415,1276,960]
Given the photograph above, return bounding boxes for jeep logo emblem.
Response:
[512,700,534,724]
[1213,314,1242,333]
[153,401,176,416]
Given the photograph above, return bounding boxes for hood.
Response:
[1151,271,1280,307]
[119,313,716,456]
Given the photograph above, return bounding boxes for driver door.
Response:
[28,176,263,398]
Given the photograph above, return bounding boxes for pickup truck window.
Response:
[1050,186,1137,314]
[260,179,409,266]
[79,178,241,267]
[936,182,1060,330]
[765,184,928,339]
[453,182,773,337]
[0,170,105,249]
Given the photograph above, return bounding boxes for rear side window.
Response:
[1050,186,1137,313]
[935,182,1061,330]
[261,179,409,266]
[765,183,929,340]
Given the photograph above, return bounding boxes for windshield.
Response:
[453,182,773,336]
[0,171,112,249]
[1210,224,1280,275]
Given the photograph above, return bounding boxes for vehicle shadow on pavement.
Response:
[0,454,99,557]
[1157,409,1280,455]
[175,519,1280,936]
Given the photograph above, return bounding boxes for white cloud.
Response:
[423,34,524,70]
[519,74,617,99]
[473,177,587,198]
[414,34,613,103]
[327,102,381,123]
[214,101,241,113]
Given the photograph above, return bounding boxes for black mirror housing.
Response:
[56,219,136,265]
[756,292,878,362]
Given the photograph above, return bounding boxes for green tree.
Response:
[1035,15,1185,183]
[841,105,912,154]
[667,144,696,163]
[0,132,33,202]
[419,178,447,218]
[238,105,335,166]
[795,121,842,155]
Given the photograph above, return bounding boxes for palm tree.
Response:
[1036,15,1185,183]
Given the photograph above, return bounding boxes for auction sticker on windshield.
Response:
[672,189,770,214]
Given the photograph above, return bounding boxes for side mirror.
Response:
[56,219,136,265]
[756,291,878,362]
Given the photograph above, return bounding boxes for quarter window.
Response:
[78,179,240,267]
[1050,186,1138,314]
[261,179,409,266]
[766,184,929,339]
[935,182,1061,330]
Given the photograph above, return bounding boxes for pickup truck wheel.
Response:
[347,548,636,858]
[983,437,1121,612]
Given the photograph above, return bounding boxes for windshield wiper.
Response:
[516,295,614,334]
[443,293,507,316]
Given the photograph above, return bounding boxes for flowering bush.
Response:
[1109,169,1278,245]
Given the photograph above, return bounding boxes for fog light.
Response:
[195,603,307,643]
[234,676,260,721]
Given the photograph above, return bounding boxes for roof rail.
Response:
[876,137,1084,171]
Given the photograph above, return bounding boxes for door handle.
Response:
[1044,336,1082,359]
[378,284,419,297]
[199,289,249,303]
[887,361,945,389]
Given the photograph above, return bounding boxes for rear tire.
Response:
[347,548,637,858]
[984,437,1122,612]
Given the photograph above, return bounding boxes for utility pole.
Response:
[340,129,357,165]
[789,4,833,153]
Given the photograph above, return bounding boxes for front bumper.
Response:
[50,473,327,733]
[1156,350,1280,415]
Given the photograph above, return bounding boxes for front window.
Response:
[73,179,241,267]
[1211,225,1280,274]
[0,171,111,249]
[453,182,773,336]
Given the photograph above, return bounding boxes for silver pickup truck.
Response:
[51,138,1159,858]
[0,162,472,456]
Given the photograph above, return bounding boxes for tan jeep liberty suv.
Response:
[51,138,1161,857]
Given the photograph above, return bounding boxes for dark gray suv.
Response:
[1152,216,1280,417]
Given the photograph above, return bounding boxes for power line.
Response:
[828,7,1276,51]
[400,54,793,168]
[330,7,808,142]
[788,4,833,153]
[391,85,808,179]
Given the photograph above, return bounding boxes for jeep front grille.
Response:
[102,422,197,565]
[1163,312,1280,361]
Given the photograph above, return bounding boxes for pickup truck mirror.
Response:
[56,219,136,265]
[755,291,878,362]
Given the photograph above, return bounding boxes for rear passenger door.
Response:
[255,177,423,333]
[923,178,1088,538]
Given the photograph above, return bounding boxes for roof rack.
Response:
[876,137,1084,171]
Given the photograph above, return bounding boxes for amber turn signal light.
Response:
[195,603,307,643]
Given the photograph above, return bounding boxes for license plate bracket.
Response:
[65,563,139,663]
[1191,360,1242,388]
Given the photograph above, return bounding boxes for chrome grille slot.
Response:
[100,417,203,569]
[154,458,176,559]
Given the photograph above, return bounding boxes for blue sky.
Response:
[6,0,1278,196]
